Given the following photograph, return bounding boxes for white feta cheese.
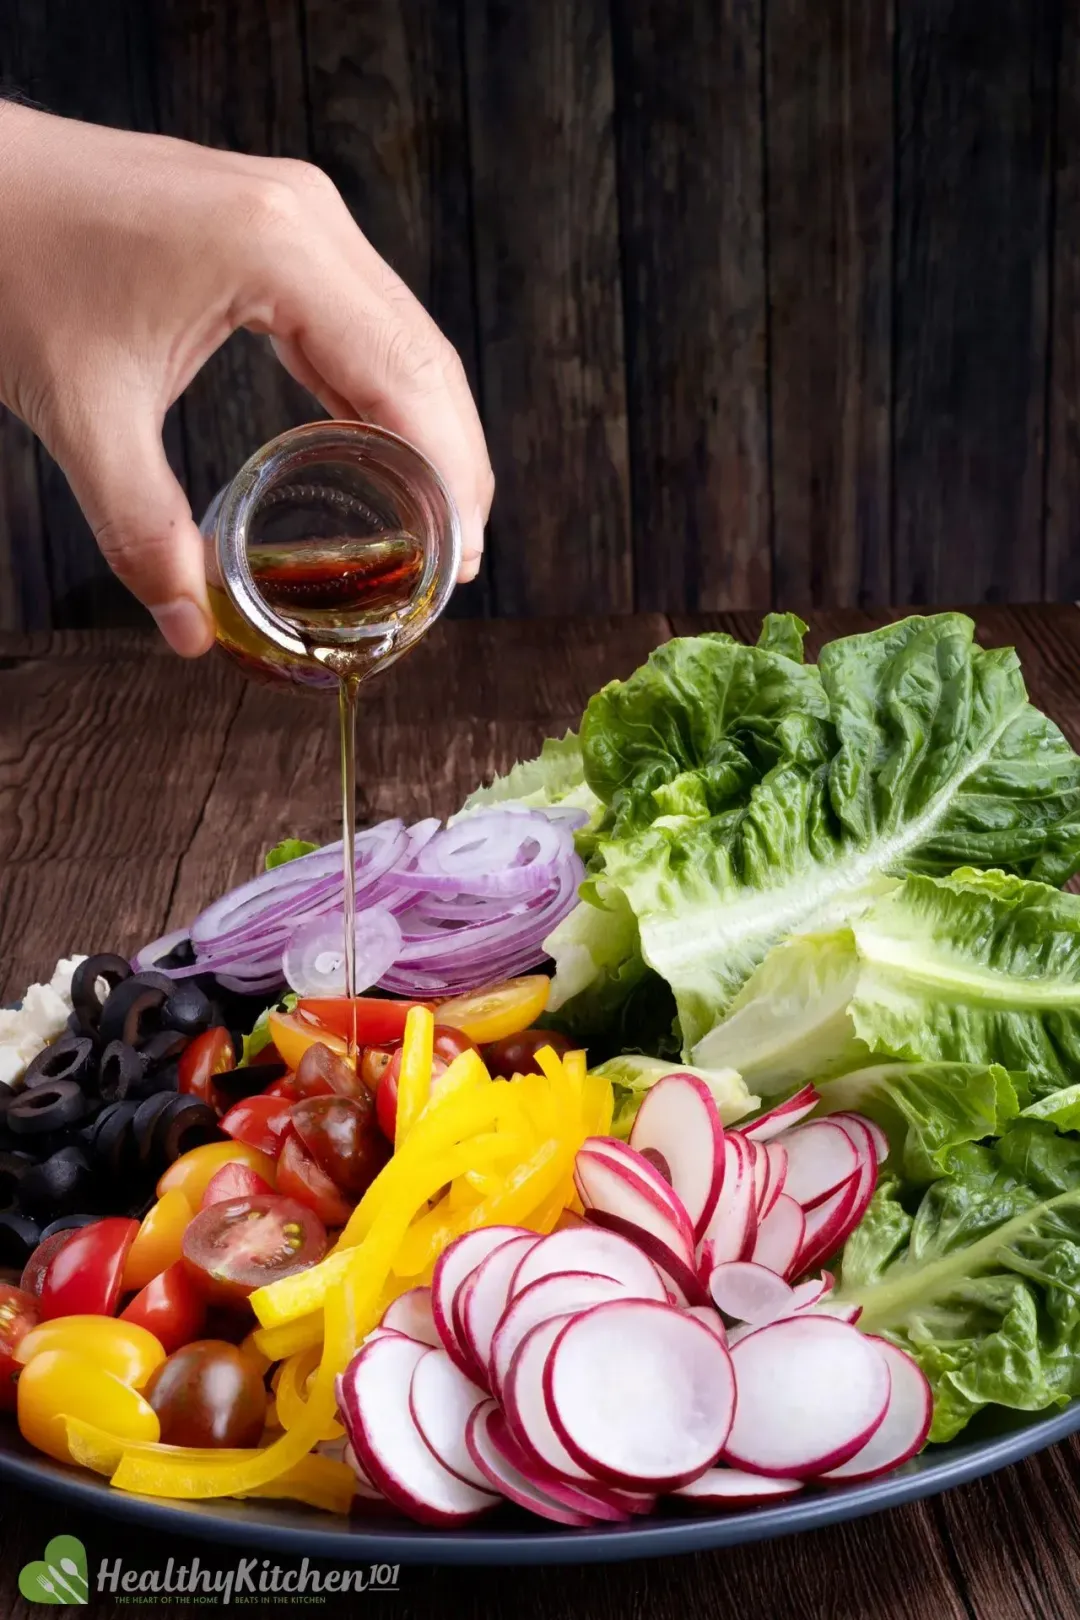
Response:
[48,955,87,1008]
[0,954,90,1087]
[0,1049,24,1089]
[20,982,71,1043]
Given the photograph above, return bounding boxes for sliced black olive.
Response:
[213,1059,287,1104]
[23,1034,96,1091]
[130,1063,179,1101]
[0,1212,41,1268]
[0,1151,31,1211]
[133,1091,177,1166]
[139,1028,190,1068]
[40,1213,102,1240]
[91,1100,140,1179]
[151,1093,220,1167]
[71,953,132,1036]
[8,1080,87,1136]
[98,1040,146,1104]
[19,1152,97,1221]
[161,982,213,1037]
[99,974,176,1050]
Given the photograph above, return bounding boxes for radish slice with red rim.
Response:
[628,1072,725,1240]
[544,1298,737,1491]
[431,1226,530,1376]
[509,1226,667,1306]
[697,1134,757,1273]
[827,1109,889,1165]
[742,1086,820,1143]
[761,1143,789,1217]
[775,1121,859,1209]
[502,1314,606,1485]
[751,1193,806,1279]
[408,1347,491,1491]
[793,1171,861,1276]
[342,1441,384,1500]
[584,1210,708,1304]
[709,1260,795,1326]
[749,1140,769,1212]
[723,1316,891,1478]
[820,1338,932,1482]
[489,1270,630,1397]
[806,1300,862,1324]
[456,1234,539,1387]
[382,1286,440,1347]
[465,1401,596,1526]
[576,1137,696,1246]
[686,1304,728,1344]
[673,1467,803,1506]
[337,1335,498,1525]
[789,1274,832,1311]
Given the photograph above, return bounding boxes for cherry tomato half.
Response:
[200,1162,274,1209]
[374,1057,398,1143]
[296,997,435,1047]
[157,1140,278,1205]
[436,977,550,1045]
[20,1231,76,1298]
[0,1285,40,1411]
[144,1340,268,1448]
[275,1132,353,1227]
[292,1042,365,1100]
[120,1261,208,1355]
[267,1010,348,1073]
[17,1315,166,1388]
[38,1217,139,1321]
[219,1094,295,1158]
[181,1194,328,1303]
[289,1093,389,1198]
[374,1026,478,1142]
[18,1348,159,1462]
[122,1189,193,1292]
[482,1027,573,1078]
[178,1028,236,1115]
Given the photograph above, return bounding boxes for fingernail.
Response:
[151,598,214,657]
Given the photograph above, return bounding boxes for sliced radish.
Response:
[431,1226,529,1376]
[575,1140,696,1253]
[789,1275,831,1311]
[751,1194,805,1279]
[554,1208,588,1231]
[775,1121,858,1209]
[628,1072,725,1240]
[342,1441,384,1501]
[585,1210,708,1304]
[489,1270,630,1396]
[749,1140,769,1211]
[456,1233,538,1385]
[382,1286,440,1347]
[710,1261,795,1326]
[806,1300,862,1325]
[761,1143,789,1217]
[672,1467,803,1506]
[792,1170,861,1276]
[697,1134,757,1272]
[408,1347,491,1491]
[488,1386,636,1522]
[821,1338,932,1482]
[509,1226,667,1306]
[742,1086,820,1142]
[337,1335,498,1525]
[686,1304,728,1344]
[465,1400,595,1526]
[723,1316,891,1478]
[828,1109,889,1165]
[545,1298,736,1490]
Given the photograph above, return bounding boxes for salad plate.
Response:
[1,1399,1078,1565]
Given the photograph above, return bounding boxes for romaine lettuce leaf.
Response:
[457,732,603,828]
[265,838,318,869]
[587,1053,757,1138]
[241,994,297,1065]
[838,1122,1080,1440]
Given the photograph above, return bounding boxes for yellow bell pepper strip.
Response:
[413,1046,487,1126]
[251,1312,324,1362]
[232,1454,355,1515]
[390,1123,540,1277]
[582,1069,614,1137]
[19,1351,160,1464]
[275,1348,344,1442]
[395,1005,434,1144]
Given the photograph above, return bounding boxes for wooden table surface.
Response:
[3,606,1080,1619]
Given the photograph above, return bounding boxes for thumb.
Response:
[55,412,214,656]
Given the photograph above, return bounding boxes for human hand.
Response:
[0,104,493,653]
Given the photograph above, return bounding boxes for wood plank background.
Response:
[0,0,1074,628]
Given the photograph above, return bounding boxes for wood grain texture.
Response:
[1046,0,1079,601]
[892,0,1056,604]
[5,610,1080,1613]
[611,0,769,613]
[765,0,893,608]
[465,0,632,618]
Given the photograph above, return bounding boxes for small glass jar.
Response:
[201,421,461,690]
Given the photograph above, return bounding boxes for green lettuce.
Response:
[588,1053,757,1139]
[456,732,603,828]
[241,994,297,1065]
[838,1122,1080,1441]
[265,839,318,869]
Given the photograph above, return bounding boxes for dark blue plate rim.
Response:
[2,1398,1079,1566]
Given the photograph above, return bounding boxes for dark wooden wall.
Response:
[0,0,1075,628]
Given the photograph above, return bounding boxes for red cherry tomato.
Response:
[200,1163,275,1210]
[38,1218,139,1321]
[219,1094,295,1157]
[374,1026,477,1143]
[120,1261,208,1355]
[374,1058,399,1143]
[181,1194,327,1303]
[289,1093,389,1198]
[292,1042,365,1100]
[262,1077,296,1099]
[145,1340,268,1447]
[20,1231,77,1298]
[178,1028,236,1115]
[481,1027,574,1078]
[275,1131,353,1227]
[0,1284,40,1411]
[296,997,435,1047]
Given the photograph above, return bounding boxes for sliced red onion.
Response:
[283,906,403,997]
[132,927,191,972]
[403,812,565,897]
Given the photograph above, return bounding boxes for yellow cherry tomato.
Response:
[436,976,550,1045]
[122,1190,194,1291]
[156,1141,277,1206]
[18,1349,160,1463]
[16,1317,166,1389]
[268,1009,349,1073]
